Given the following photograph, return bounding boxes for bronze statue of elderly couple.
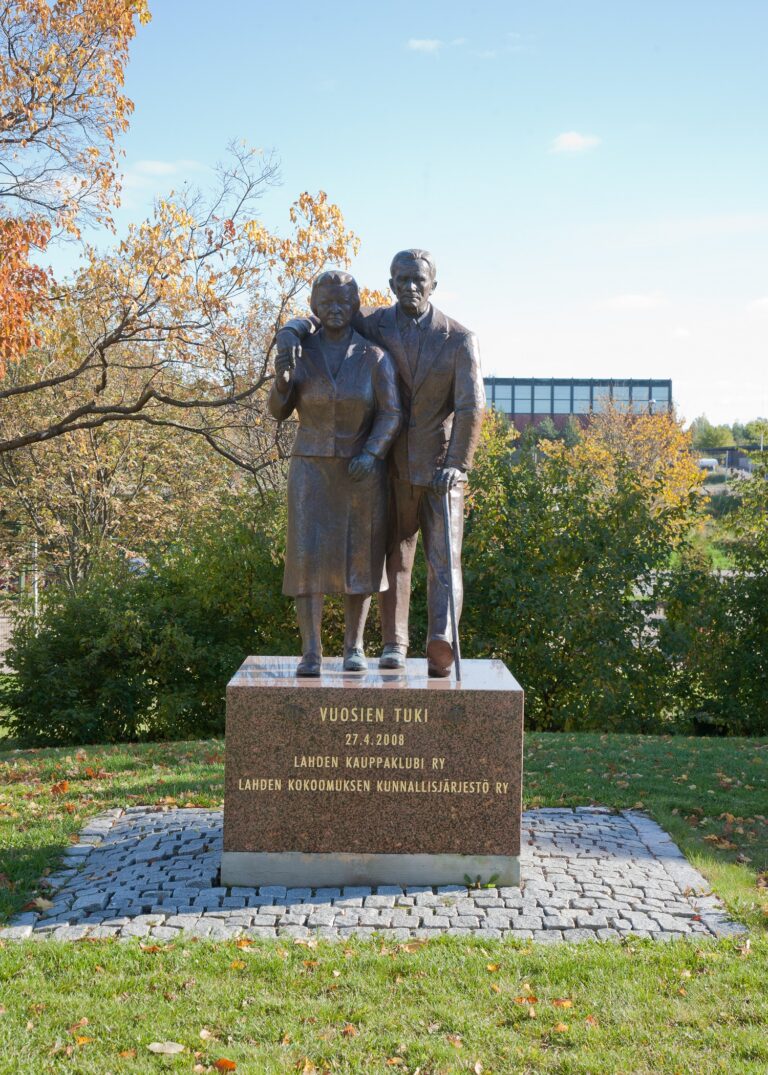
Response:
[270,249,485,678]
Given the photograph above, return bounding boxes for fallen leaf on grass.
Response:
[140,944,165,953]
[199,1028,214,1040]
[230,960,246,970]
[332,969,341,978]
[119,1048,137,1058]
[299,1060,318,1074]
[552,998,573,1008]
[514,995,538,1005]
[68,1018,88,1033]
[235,938,253,949]
[553,1022,569,1033]
[50,781,69,795]
[342,1023,358,1037]
[302,959,318,969]
[147,1041,185,1055]
[490,983,501,993]
[473,1063,484,1074]
[585,1014,599,1027]
[74,1036,93,1045]
[294,938,318,949]
[399,940,428,954]
[385,1059,404,1067]
[446,1033,463,1048]
[31,897,54,912]
[213,1060,237,1072]
[486,963,500,972]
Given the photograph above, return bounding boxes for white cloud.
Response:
[129,159,203,177]
[550,131,601,154]
[406,38,443,53]
[602,292,665,311]
[123,158,206,193]
[672,326,692,339]
[748,296,768,312]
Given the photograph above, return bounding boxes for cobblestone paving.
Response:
[1,807,746,942]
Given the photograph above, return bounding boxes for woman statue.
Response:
[269,271,401,675]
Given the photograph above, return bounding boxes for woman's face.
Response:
[313,283,357,331]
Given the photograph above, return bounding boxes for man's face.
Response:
[389,258,436,317]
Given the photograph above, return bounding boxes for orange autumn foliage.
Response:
[0,1,150,368]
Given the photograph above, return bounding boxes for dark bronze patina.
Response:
[269,271,401,675]
[276,251,484,677]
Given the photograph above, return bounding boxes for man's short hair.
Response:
[310,269,360,311]
[389,249,437,280]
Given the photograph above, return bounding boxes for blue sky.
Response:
[64,1,768,423]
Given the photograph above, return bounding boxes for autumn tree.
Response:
[0,409,241,591]
[0,152,362,470]
[661,460,768,735]
[0,0,151,365]
[461,407,704,730]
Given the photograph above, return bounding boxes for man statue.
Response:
[276,249,484,677]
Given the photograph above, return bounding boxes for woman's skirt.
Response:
[283,455,388,596]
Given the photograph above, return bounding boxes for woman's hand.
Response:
[348,450,378,481]
[275,349,296,388]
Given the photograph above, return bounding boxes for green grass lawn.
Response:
[1,732,766,1074]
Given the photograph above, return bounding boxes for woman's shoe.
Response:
[343,647,367,672]
[379,643,407,669]
[297,653,322,677]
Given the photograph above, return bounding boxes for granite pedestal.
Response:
[221,657,524,888]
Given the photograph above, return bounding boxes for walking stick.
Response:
[441,490,462,682]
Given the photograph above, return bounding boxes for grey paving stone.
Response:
[0,925,33,940]
[2,805,744,945]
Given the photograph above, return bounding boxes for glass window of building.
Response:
[654,384,670,402]
[513,383,532,412]
[534,384,552,414]
[613,385,630,409]
[493,385,512,411]
[631,384,650,413]
[485,386,493,407]
[573,384,590,413]
[592,384,610,412]
[553,383,571,413]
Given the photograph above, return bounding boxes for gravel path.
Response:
[0,806,745,942]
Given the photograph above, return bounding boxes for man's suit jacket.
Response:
[282,304,485,487]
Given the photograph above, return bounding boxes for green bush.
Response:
[459,411,700,732]
[1,493,300,745]
[661,467,768,735]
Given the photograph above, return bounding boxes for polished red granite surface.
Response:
[224,657,523,857]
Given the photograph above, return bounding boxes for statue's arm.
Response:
[351,306,387,348]
[364,351,402,458]
[276,314,319,351]
[267,377,297,423]
[445,332,485,472]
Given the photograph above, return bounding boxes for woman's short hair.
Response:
[310,270,360,314]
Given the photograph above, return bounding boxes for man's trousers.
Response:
[379,478,464,651]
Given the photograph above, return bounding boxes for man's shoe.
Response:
[379,643,407,669]
[427,639,453,678]
[343,647,367,672]
[296,652,322,677]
